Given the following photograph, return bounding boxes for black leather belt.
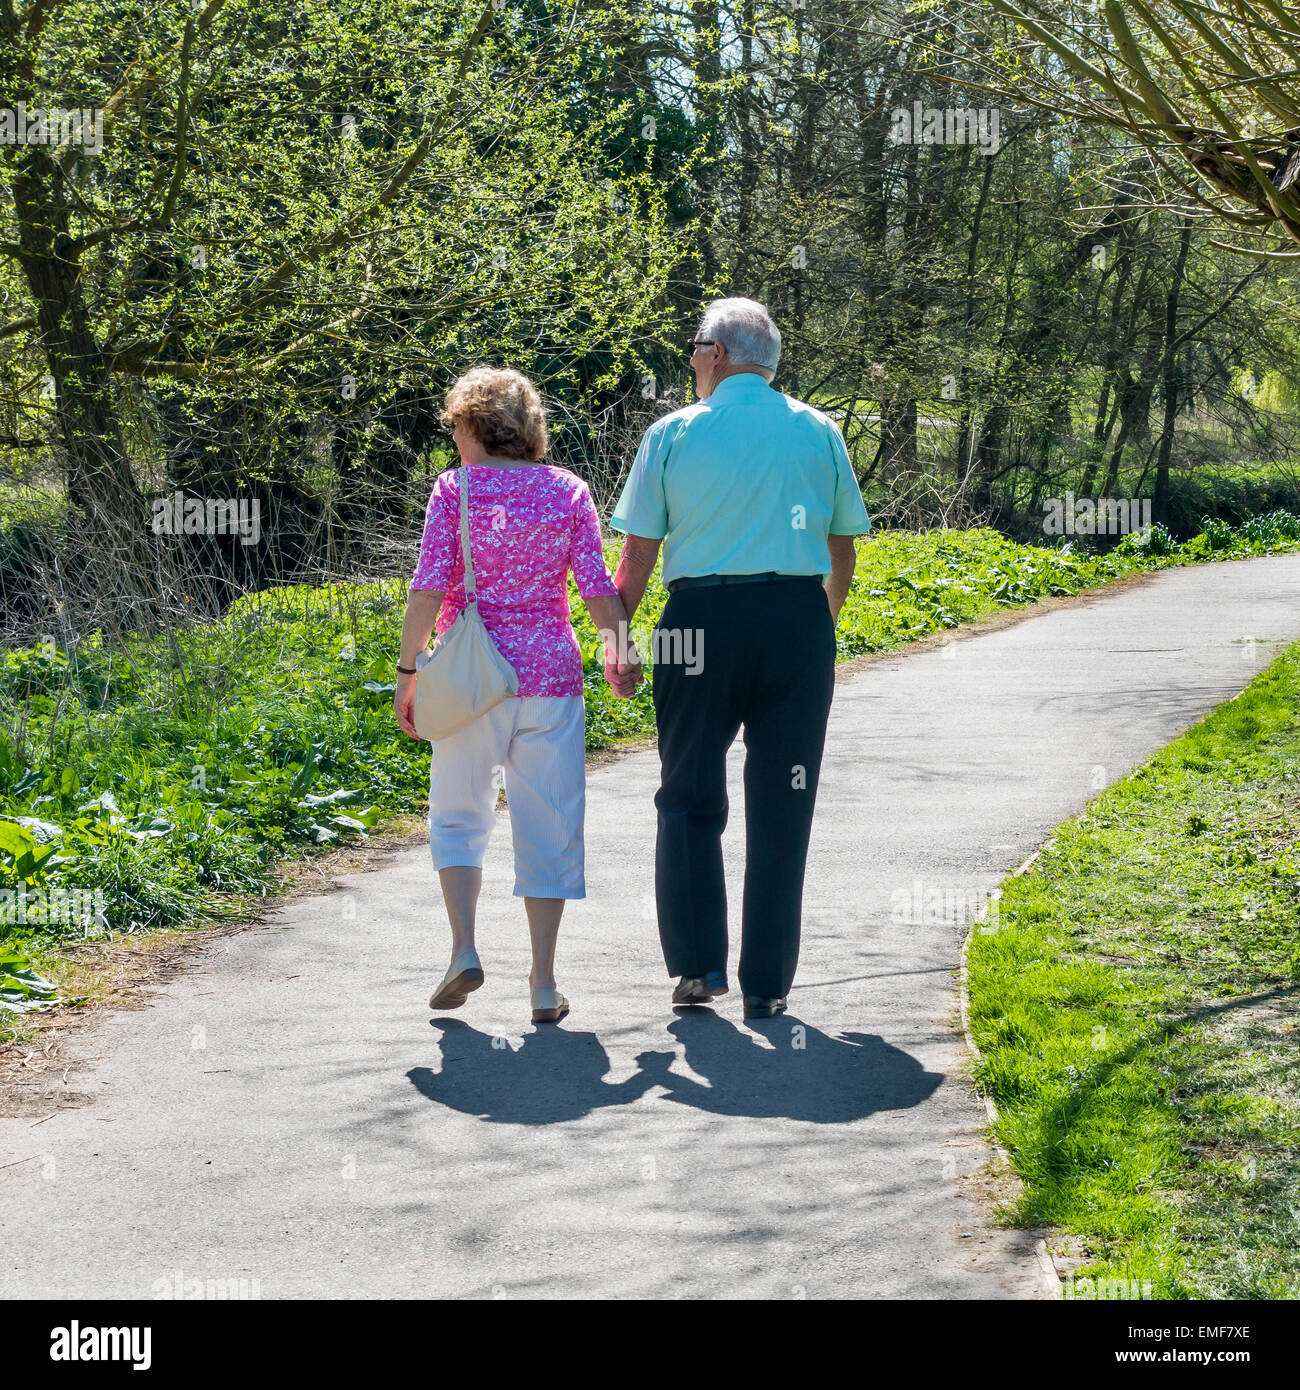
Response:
[666,571,821,593]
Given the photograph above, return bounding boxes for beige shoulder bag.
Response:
[413,466,520,741]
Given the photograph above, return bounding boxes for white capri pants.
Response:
[428,696,586,899]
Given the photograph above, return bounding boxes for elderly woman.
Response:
[394,367,635,1023]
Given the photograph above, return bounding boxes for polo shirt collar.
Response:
[706,372,772,400]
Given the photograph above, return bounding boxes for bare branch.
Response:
[156,18,194,231]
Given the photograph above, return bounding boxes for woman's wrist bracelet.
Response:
[396,662,417,675]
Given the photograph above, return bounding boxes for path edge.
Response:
[958,844,1063,1300]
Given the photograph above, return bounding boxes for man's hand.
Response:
[393,671,419,738]
[826,533,859,624]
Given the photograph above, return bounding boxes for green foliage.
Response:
[1132,467,1299,541]
[1239,510,1300,545]
[0,583,428,942]
[0,0,695,626]
[1115,522,1175,557]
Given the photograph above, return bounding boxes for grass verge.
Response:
[967,640,1300,1298]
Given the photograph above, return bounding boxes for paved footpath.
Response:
[5,553,1300,1299]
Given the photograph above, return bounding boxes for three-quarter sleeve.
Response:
[569,482,619,598]
[411,472,456,590]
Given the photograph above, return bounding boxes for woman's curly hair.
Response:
[440,366,549,461]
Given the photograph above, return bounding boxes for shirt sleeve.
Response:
[569,482,620,599]
[609,420,670,538]
[827,419,872,534]
[411,473,456,590]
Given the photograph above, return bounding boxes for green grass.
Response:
[968,642,1300,1299]
[3,512,1300,1037]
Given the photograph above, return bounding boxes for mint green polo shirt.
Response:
[610,372,871,583]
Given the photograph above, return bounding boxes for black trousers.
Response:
[652,576,836,999]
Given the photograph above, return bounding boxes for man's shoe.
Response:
[672,971,729,1005]
[743,995,787,1020]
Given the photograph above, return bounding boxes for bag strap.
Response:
[458,464,477,603]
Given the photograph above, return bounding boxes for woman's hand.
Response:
[394,588,442,739]
[393,671,419,738]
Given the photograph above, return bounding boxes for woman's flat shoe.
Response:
[530,987,569,1024]
[429,949,484,1010]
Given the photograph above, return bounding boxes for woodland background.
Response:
[4,0,1300,639]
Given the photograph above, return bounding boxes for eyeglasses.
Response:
[686,339,718,355]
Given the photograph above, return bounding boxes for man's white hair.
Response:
[698,297,781,373]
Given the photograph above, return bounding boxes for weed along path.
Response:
[5,552,1300,1300]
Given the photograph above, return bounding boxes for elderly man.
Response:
[610,297,870,1019]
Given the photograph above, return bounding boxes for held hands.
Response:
[604,643,644,700]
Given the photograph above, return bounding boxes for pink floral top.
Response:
[411,463,619,698]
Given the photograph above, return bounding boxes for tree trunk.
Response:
[880,395,918,478]
[734,0,760,282]
[13,152,158,632]
[1153,216,1193,527]
[691,1,722,291]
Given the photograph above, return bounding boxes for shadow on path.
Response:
[408,1020,659,1125]
[655,1010,944,1123]
[407,1009,942,1126]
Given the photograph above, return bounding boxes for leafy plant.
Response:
[0,942,63,1014]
